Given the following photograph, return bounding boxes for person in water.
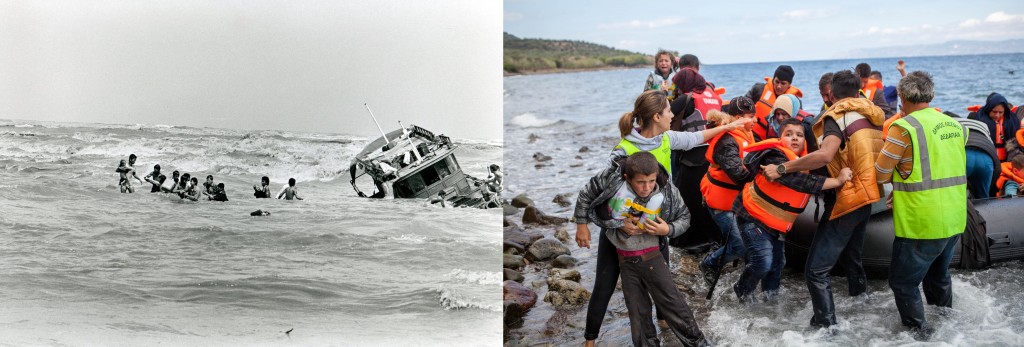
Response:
[203,175,216,195]
[698,103,757,285]
[763,70,885,329]
[732,119,851,302]
[181,177,201,201]
[116,154,143,193]
[574,151,711,347]
[143,164,163,193]
[205,183,228,202]
[875,70,967,341]
[173,173,192,198]
[277,178,303,200]
[484,164,503,193]
[644,50,676,98]
[578,90,750,343]
[253,176,271,198]
[144,174,169,193]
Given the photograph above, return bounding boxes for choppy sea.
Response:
[503,53,1024,346]
[0,119,502,346]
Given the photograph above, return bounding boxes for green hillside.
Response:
[503,33,652,74]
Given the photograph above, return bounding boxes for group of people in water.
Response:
[573,51,1022,346]
[115,154,304,201]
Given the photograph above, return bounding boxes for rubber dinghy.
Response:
[782,188,1024,279]
[348,123,499,209]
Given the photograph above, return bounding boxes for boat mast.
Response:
[364,103,389,145]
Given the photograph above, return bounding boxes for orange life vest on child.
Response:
[740,139,810,233]
[754,77,803,140]
[996,162,1024,196]
[700,129,755,210]
[861,78,883,101]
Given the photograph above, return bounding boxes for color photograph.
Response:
[503,1,1024,346]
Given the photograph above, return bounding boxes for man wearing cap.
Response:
[762,70,885,329]
[746,65,804,141]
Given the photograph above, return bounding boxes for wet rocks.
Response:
[523,206,569,225]
[533,152,552,162]
[511,194,534,208]
[552,193,574,208]
[551,255,577,268]
[503,203,518,216]
[504,268,524,283]
[527,133,540,144]
[504,280,538,325]
[578,146,590,153]
[526,238,570,261]
[544,277,590,307]
[553,227,570,244]
[505,225,543,248]
[504,254,526,270]
[549,268,581,282]
[504,240,525,254]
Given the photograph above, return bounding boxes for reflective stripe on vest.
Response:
[740,139,811,233]
[891,109,967,239]
[617,135,673,174]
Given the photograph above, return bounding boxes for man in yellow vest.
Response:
[762,70,885,328]
[875,71,967,341]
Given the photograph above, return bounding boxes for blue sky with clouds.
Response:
[504,0,1024,64]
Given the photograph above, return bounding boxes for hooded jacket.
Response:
[811,97,885,220]
[970,93,1020,157]
[573,157,690,242]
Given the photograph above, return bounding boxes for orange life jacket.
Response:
[740,139,810,233]
[700,129,755,211]
[996,162,1024,196]
[967,105,1019,113]
[861,78,883,102]
[882,112,903,139]
[754,77,803,140]
[996,122,1006,161]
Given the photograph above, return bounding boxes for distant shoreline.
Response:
[503,65,641,77]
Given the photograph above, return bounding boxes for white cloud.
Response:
[985,11,1024,23]
[781,9,811,19]
[598,17,684,29]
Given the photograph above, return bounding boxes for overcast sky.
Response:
[0,1,501,140]
[504,0,1024,64]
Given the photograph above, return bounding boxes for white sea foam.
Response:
[509,113,559,128]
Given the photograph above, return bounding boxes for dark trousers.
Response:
[583,230,670,340]
[620,254,705,347]
[888,234,960,329]
[701,208,746,268]
[804,205,871,327]
[733,222,785,300]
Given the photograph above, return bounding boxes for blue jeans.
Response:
[701,208,746,268]
[888,234,960,329]
[1005,181,1020,197]
[805,205,871,327]
[733,222,785,300]
[965,148,994,198]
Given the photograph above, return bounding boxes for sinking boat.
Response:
[348,106,498,208]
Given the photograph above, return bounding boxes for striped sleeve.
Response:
[875,126,914,183]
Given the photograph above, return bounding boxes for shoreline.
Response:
[503,65,643,77]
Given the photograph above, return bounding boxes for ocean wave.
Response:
[435,285,501,312]
[444,269,502,286]
[388,234,428,244]
[508,113,560,128]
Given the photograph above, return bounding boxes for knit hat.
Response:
[774,65,795,83]
[725,96,755,116]
[768,94,802,136]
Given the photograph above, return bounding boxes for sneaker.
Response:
[699,255,719,286]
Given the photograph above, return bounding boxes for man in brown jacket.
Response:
[763,70,885,328]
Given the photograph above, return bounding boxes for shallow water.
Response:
[503,53,1024,346]
[0,119,502,346]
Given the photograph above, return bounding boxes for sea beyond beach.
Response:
[0,119,502,346]
[503,53,1024,346]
